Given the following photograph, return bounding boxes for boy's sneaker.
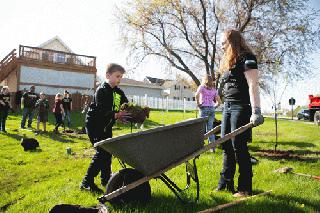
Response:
[80,182,103,193]
[101,179,109,187]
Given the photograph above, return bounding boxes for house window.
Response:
[174,85,180,90]
[187,98,190,101]
[55,53,66,63]
[193,97,195,101]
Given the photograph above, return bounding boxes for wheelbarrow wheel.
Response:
[106,168,151,205]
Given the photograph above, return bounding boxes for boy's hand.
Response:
[115,111,131,124]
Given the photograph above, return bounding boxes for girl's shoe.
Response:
[233,191,252,198]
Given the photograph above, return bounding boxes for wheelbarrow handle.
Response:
[202,122,254,152]
[204,125,221,140]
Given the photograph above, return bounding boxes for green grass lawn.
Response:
[0,110,319,212]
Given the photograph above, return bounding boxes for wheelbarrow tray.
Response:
[94,118,206,176]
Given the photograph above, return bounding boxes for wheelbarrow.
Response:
[94,118,253,205]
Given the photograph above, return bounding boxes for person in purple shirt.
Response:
[195,75,222,150]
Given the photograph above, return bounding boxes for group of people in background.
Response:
[0,85,73,134]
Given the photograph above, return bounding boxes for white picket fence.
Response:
[127,95,197,111]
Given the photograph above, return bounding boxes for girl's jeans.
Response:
[199,106,215,143]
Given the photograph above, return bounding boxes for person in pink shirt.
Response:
[195,75,222,149]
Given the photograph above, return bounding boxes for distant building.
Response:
[144,76,166,85]
[144,76,195,101]
[119,78,164,98]
[0,36,96,109]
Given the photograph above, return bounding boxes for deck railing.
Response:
[0,49,17,70]
[18,45,96,69]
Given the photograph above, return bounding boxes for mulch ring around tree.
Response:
[253,149,320,161]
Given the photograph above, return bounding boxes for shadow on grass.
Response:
[39,132,75,143]
[0,196,25,212]
[252,141,316,148]
[250,148,319,163]
[109,193,228,213]
[108,189,317,213]
[24,148,43,153]
[267,194,320,212]
[3,132,23,141]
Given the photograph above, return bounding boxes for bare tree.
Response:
[116,0,320,87]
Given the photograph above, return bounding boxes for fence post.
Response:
[166,96,169,112]
[144,94,148,106]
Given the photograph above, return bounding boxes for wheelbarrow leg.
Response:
[185,158,200,202]
[158,157,200,204]
[159,174,185,203]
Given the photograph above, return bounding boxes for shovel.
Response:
[274,167,320,181]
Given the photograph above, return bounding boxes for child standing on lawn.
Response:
[53,93,64,133]
[62,90,72,128]
[80,63,130,192]
[35,92,49,133]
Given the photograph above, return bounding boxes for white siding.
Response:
[19,66,95,95]
[20,66,94,88]
[18,84,94,96]
[119,85,163,98]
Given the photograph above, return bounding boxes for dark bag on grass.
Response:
[49,204,108,213]
[20,138,39,151]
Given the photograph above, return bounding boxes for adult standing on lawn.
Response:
[80,63,130,192]
[215,29,264,197]
[20,85,38,129]
[62,90,72,128]
[195,74,221,151]
[0,86,12,133]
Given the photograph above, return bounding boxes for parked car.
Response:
[297,109,310,120]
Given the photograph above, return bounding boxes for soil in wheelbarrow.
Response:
[253,149,320,162]
[120,103,150,124]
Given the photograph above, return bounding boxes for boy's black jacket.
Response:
[86,82,128,128]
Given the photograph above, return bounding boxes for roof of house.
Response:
[120,78,164,89]
[38,36,74,53]
[145,76,166,85]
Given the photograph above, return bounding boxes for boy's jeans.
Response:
[82,122,112,186]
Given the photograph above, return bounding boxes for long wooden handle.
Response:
[293,172,320,181]
[204,125,221,139]
[198,190,273,213]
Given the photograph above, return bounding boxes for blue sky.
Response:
[0,0,319,110]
